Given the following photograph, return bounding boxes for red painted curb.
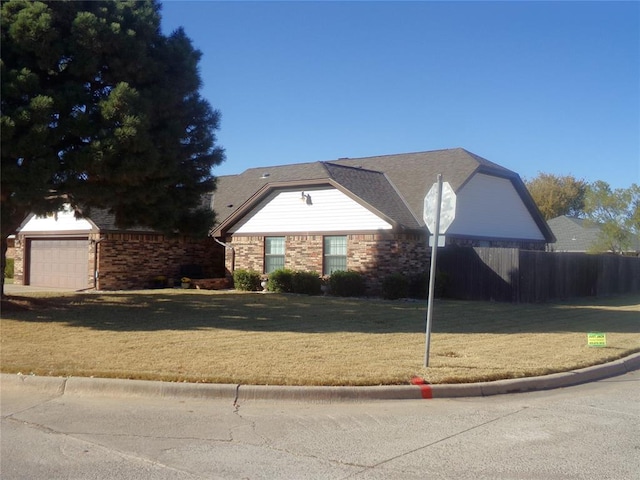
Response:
[410,377,433,398]
[419,384,433,399]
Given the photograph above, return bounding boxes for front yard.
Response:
[1,290,638,386]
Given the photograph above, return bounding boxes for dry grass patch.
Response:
[1,290,638,386]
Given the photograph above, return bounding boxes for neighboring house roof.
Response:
[548,215,640,253]
[547,216,600,252]
[212,148,554,241]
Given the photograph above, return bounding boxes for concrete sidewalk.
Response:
[3,351,639,402]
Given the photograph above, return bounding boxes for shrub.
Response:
[267,268,294,293]
[403,271,451,299]
[407,272,429,299]
[382,272,409,300]
[4,258,14,279]
[329,270,366,297]
[435,271,452,298]
[233,269,262,291]
[292,271,322,295]
[150,275,167,289]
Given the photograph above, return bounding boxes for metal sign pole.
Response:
[424,173,443,367]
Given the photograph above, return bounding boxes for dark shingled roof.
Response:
[76,208,157,233]
[212,147,550,238]
[547,215,640,253]
[321,162,419,228]
[72,192,215,233]
[329,148,517,223]
[547,216,601,252]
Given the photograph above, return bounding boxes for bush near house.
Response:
[407,272,429,299]
[4,258,14,279]
[267,269,322,295]
[266,269,294,293]
[382,271,451,300]
[232,269,262,291]
[329,270,366,297]
[382,273,409,300]
[435,271,452,298]
[150,275,167,289]
[292,271,322,295]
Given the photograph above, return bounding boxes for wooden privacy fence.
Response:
[437,247,640,303]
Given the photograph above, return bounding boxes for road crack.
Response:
[346,407,529,478]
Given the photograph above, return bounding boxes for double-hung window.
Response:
[323,236,347,275]
[265,237,285,273]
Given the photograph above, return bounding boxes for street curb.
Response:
[2,352,638,402]
[64,376,240,400]
[1,374,67,395]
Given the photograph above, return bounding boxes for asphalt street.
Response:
[1,369,639,480]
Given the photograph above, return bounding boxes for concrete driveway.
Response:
[3,283,79,294]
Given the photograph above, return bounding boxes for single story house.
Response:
[12,204,224,290]
[12,148,554,293]
[547,215,640,255]
[211,148,555,293]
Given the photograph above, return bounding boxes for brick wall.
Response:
[348,233,430,293]
[12,235,25,285]
[226,232,431,295]
[286,235,324,273]
[224,235,264,274]
[97,233,224,290]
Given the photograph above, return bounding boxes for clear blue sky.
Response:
[160,1,639,189]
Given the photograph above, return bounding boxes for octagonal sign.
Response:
[423,181,456,234]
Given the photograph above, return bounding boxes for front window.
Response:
[324,235,347,275]
[265,237,285,273]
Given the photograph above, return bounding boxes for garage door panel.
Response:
[28,239,89,289]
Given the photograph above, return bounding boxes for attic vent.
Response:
[226,204,234,208]
[261,173,270,179]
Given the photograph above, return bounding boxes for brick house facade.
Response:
[212,149,555,295]
[222,232,542,295]
[224,233,430,295]
[13,207,225,290]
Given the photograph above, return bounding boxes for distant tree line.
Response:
[525,173,639,255]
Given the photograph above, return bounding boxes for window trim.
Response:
[264,236,285,273]
[323,235,347,275]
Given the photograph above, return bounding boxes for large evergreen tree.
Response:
[1,0,225,293]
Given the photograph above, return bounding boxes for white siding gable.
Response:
[19,205,93,232]
[447,174,545,240]
[231,188,392,234]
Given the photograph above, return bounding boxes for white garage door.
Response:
[28,239,89,289]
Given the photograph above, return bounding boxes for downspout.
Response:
[93,237,106,290]
[211,234,235,274]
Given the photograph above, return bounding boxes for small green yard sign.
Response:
[587,332,606,347]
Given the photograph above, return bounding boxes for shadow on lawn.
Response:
[1,291,639,335]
